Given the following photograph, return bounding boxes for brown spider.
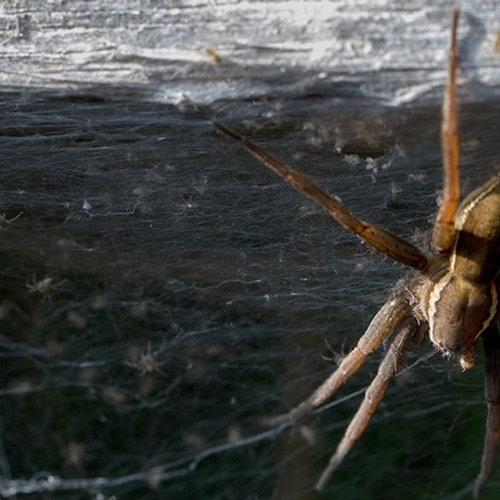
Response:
[213,10,500,499]
[206,46,222,64]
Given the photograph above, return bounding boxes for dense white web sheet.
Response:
[0,91,499,500]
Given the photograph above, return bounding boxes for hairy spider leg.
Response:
[315,314,418,491]
[474,326,500,499]
[271,294,412,425]
[432,8,460,254]
[212,121,428,272]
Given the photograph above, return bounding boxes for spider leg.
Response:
[272,293,412,425]
[473,326,500,500]
[432,8,460,254]
[213,121,428,271]
[316,313,418,491]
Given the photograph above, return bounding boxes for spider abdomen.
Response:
[452,176,500,283]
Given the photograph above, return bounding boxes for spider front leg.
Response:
[473,326,500,499]
[272,293,412,425]
[316,314,419,491]
[213,121,428,272]
[432,8,460,254]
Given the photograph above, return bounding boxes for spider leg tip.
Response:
[473,476,485,500]
[315,454,344,492]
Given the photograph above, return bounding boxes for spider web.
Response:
[1,89,499,500]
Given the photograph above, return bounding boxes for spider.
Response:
[125,341,167,376]
[26,275,67,301]
[213,10,500,499]
[206,46,222,64]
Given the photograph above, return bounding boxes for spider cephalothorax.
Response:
[214,9,500,499]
